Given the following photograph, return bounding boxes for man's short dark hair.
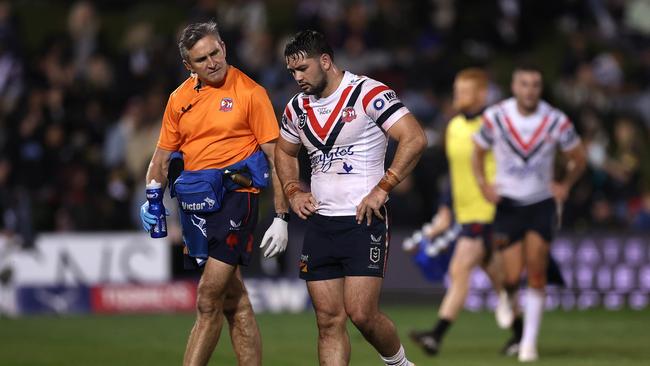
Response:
[284,30,334,61]
[513,62,543,76]
[178,21,221,61]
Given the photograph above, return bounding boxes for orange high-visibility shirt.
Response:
[158,66,279,192]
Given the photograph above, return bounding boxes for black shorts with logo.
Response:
[299,208,389,281]
[460,223,493,262]
[493,197,555,250]
[183,191,259,269]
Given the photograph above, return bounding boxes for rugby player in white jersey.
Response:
[275,30,427,366]
[472,64,586,362]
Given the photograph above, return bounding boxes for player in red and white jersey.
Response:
[280,69,408,216]
[472,64,586,362]
[475,95,580,205]
[275,30,427,366]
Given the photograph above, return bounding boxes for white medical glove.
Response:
[260,217,288,258]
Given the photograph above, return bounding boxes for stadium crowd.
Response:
[1,0,650,247]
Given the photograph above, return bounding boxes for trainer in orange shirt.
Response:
[140,21,289,366]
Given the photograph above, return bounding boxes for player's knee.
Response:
[347,307,374,330]
[528,271,546,289]
[195,288,224,316]
[196,297,222,316]
[315,308,346,331]
[449,261,471,282]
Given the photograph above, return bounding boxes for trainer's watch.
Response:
[275,212,290,222]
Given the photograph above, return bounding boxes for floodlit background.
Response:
[0,1,649,365]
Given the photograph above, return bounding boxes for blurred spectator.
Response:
[0,0,648,235]
[0,1,23,120]
[632,191,650,231]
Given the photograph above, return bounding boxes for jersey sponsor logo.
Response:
[341,106,357,122]
[504,160,545,180]
[310,145,355,173]
[370,247,381,263]
[373,98,385,110]
[182,201,206,211]
[219,97,233,112]
[317,107,332,115]
[382,91,397,102]
[191,215,207,238]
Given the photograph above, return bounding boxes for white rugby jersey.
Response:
[280,71,410,216]
[473,97,581,205]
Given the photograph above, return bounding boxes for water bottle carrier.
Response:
[174,169,225,213]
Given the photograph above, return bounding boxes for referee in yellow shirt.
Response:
[410,68,520,356]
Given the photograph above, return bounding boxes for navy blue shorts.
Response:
[460,223,492,246]
[460,223,493,261]
[299,207,390,281]
[183,191,258,269]
[493,197,555,250]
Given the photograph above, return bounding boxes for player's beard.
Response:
[304,73,328,97]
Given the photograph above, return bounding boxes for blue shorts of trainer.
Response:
[493,197,555,250]
[299,208,390,281]
[183,191,258,269]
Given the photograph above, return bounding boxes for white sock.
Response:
[381,344,413,366]
[521,288,544,349]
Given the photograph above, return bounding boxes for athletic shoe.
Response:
[518,344,538,362]
[409,330,440,356]
[500,336,520,356]
[495,290,514,329]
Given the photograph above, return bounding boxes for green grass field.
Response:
[1,306,649,365]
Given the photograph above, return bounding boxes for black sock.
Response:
[512,316,523,341]
[432,318,452,341]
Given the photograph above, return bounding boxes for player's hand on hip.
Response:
[289,192,318,220]
[480,183,501,204]
[260,217,288,258]
[356,186,387,226]
[550,181,570,203]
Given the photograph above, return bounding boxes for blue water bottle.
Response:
[146,180,167,238]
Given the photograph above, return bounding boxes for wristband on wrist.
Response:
[283,181,303,200]
[377,168,402,193]
[274,212,290,222]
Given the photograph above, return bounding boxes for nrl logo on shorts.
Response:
[219,97,233,112]
[298,114,307,129]
[370,247,381,263]
[341,107,356,123]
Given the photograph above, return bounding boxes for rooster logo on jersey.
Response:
[219,97,233,112]
[341,107,356,123]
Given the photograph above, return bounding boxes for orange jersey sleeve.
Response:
[249,85,281,145]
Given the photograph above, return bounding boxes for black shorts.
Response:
[460,223,492,246]
[183,191,258,269]
[299,208,390,281]
[460,223,493,261]
[493,197,555,249]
